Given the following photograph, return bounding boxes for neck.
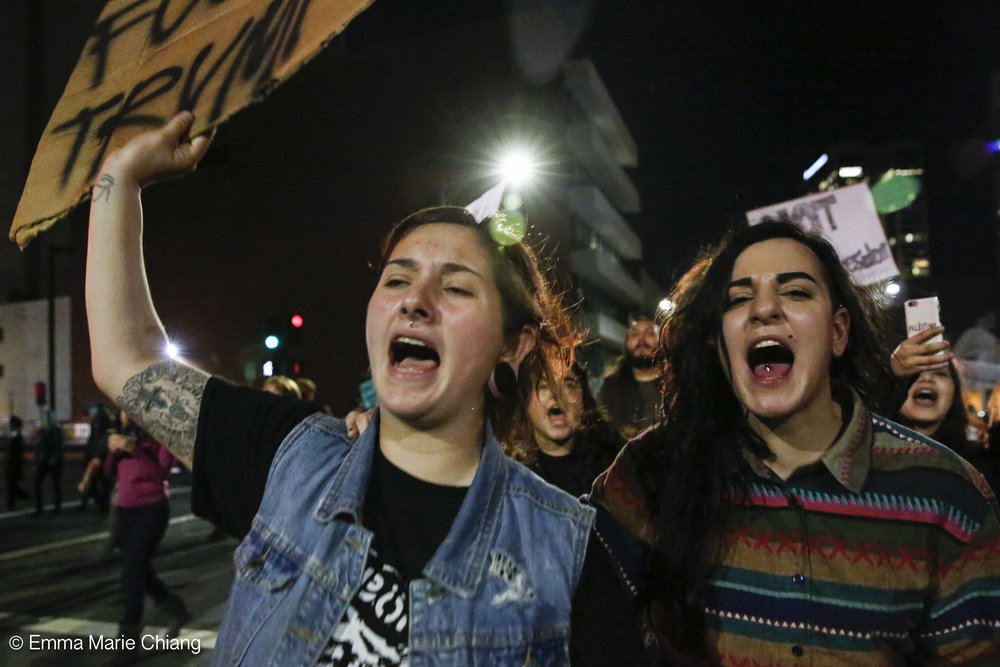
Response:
[377,408,484,486]
[535,431,575,457]
[908,420,942,439]
[749,392,844,481]
[630,365,659,383]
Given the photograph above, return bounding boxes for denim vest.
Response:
[214,411,595,665]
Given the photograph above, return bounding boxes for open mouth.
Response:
[912,388,938,407]
[390,336,440,369]
[548,406,565,417]
[746,339,794,379]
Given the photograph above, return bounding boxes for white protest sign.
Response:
[746,183,899,286]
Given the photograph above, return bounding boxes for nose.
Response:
[749,290,782,324]
[400,278,435,323]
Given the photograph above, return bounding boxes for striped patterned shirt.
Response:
[594,387,1000,665]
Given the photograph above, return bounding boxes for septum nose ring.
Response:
[408,320,415,328]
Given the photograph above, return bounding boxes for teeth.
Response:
[753,340,782,349]
[396,336,427,347]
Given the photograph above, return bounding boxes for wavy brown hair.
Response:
[378,206,583,448]
[506,361,624,472]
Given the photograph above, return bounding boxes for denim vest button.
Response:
[792,645,804,657]
[426,586,444,603]
[792,573,805,584]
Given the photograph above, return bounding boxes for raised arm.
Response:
[86,112,214,468]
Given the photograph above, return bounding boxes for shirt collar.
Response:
[742,383,872,493]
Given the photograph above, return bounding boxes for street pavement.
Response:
[1,449,238,665]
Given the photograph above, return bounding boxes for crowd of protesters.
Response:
[8,109,986,663]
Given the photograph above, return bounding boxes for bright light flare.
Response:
[839,166,863,178]
[499,149,537,187]
[262,360,274,377]
[165,341,180,359]
[885,281,901,296]
[657,298,675,315]
[265,335,280,350]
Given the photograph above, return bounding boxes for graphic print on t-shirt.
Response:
[318,549,409,666]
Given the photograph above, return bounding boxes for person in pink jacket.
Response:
[105,412,189,644]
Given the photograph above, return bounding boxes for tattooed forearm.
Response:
[93,173,115,202]
[116,361,209,467]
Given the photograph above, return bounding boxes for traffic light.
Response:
[264,317,282,350]
[34,381,47,406]
[287,314,303,347]
[260,314,306,377]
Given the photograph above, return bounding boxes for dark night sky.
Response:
[4,0,1000,414]
[577,1,1000,280]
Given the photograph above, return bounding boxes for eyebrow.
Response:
[727,271,819,289]
[385,258,484,279]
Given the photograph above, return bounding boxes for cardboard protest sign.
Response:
[10,0,375,249]
[746,182,899,286]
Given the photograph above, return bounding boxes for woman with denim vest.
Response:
[85,112,644,665]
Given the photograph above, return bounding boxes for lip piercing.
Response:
[765,364,772,372]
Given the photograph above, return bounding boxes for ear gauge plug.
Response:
[488,361,519,400]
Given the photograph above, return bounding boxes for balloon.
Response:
[870,174,922,214]
[489,210,527,246]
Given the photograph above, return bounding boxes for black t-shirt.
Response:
[364,444,467,581]
[535,430,621,499]
[192,377,645,665]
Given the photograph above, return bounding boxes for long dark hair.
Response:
[378,206,583,448]
[641,220,893,656]
[893,361,968,451]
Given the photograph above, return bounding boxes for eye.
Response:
[444,285,474,296]
[383,277,409,288]
[726,294,750,309]
[782,288,812,299]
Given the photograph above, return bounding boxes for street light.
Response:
[657,298,675,316]
[498,148,538,187]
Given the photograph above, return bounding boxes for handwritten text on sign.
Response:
[745,183,899,286]
[10,0,375,248]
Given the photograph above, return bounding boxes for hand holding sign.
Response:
[10,0,376,248]
[100,111,214,190]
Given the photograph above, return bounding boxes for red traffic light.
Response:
[34,381,47,406]
[290,314,304,328]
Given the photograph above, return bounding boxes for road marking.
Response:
[16,615,217,649]
[0,513,202,563]
[0,486,191,520]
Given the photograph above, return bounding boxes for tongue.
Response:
[396,357,438,371]
[753,362,791,379]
